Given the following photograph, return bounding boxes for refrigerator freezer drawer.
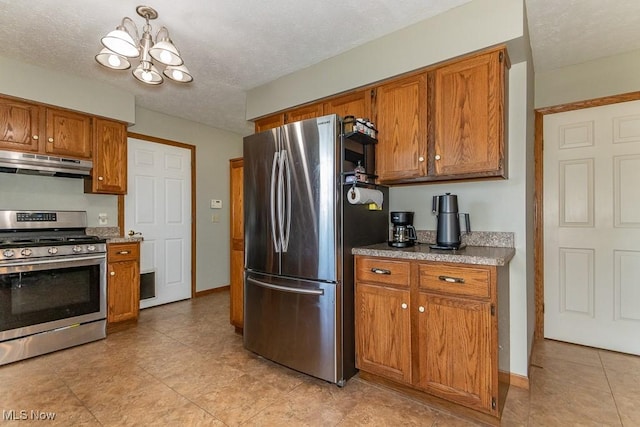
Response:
[243,272,340,384]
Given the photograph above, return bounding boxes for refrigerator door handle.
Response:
[277,150,286,252]
[270,151,281,253]
[247,276,325,296]
[282,149,292,252]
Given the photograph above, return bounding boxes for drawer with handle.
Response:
[107,242,140,262]
[355,256,410,287]
[418,262,492,298]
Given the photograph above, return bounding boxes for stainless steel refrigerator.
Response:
[243,114,388,386]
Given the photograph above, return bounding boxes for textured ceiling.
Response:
[0,0,639,136]
[525,0,640,72]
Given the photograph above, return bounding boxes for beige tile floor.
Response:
[1,291,638,426]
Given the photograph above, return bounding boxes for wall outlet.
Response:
[98,213,108,225]
[211,199,222,209]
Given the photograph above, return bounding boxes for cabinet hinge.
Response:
[491,304,495,316]
[542,303,545,314]
[492,397,497,410]
[499,51,504,62]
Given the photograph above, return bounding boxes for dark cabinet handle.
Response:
[371,268,391,275]
[438,275,465,284]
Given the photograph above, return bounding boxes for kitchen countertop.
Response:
[352,242,515,266]
[104,236,143,244]
[86,227,143,244]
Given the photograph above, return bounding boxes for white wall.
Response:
[535,48,640,109]
[245,0,534,377]
[0,174,118,226]
[0,56,134,124]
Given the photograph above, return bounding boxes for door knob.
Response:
[128,230,142,237]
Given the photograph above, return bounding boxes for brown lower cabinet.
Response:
[107,242,140,328]
[354,255,510,421]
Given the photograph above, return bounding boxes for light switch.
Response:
[210,199,222,209]
[212,214,220,223]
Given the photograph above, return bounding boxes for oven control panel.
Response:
[17,212,57,222]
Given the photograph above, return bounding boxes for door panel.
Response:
[544,100,640,354]
[243,128,280,276]
[280,115,338,282]
[125,138,192,308]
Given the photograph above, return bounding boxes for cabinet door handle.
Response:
[48,137,54,143]
[434,154,441,160]
[438,275,465,284]
[117,251,130,255]
[110,271,115,276]
[418,156,425,162]
[370,268,391,275]
[98,176,104,181]
[401,303,408,309]
[32,135,39,140]
[418,306,425,313]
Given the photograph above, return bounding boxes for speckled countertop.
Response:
[352,231,515,266]
[86,227,143,244]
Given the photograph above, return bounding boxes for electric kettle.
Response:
[430,193,471,250]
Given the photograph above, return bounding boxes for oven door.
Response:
[0,254,106,342]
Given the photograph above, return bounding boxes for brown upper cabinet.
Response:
[0,98,41,152]
[373,73,428,182]
[430,48,508,179]
[85,119,127,194]
[0,97,91,159]
[285,103,324,123]
[45,108,92,159]
[323,90,372,120]
[253,89,372,133]
[254,114,284,133]
[251,45,509,186]
[253,104,323,133]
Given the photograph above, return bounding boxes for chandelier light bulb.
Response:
[160,50,173,64]
[108,54,122,68]
[171,69,183,80]
[95,48,131,70]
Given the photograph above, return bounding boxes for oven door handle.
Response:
[0,254,106,268]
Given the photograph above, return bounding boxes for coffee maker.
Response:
[389,211,417,248]
[430,193,471,250]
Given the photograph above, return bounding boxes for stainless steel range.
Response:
[0,210,107,366]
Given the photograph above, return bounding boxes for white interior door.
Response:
[544,100,640,355]
[125,138,192,309]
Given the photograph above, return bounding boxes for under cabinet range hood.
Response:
[0,149,92,178]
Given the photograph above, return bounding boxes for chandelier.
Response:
[95,5,193,85]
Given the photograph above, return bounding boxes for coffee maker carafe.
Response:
[430,193,471,250]
[389,211,417,248]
